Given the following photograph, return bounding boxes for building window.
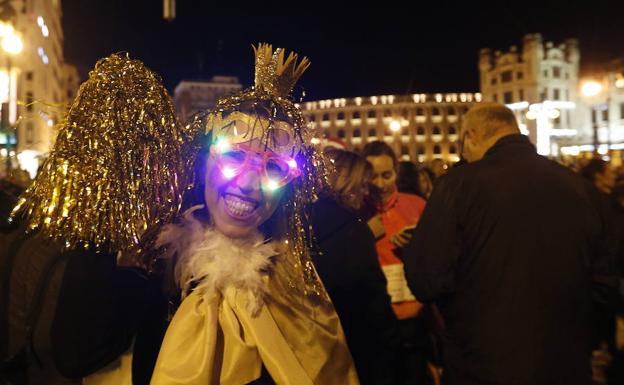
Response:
[25,71,33,81]
[540,89,547,102]
[602,109,609,122]
[431,107,440,116]
[503,91,513,104]
[322,113,330,121]
[447,107,456,116]
[401,127,408,136]
[416,108,424,116]
[352,111,361,119]
[337,112,345,120]
[401,109,409,118]
[501,70,513,83]
[552,66,561,78]
[383,109,391,118]
[449,126,457,135]
[553,88,560,100]
[368,128,377,137]
[620,103,624,119]
[417,145,425,155]
[432,126,441,135]
[308,115,316,122]
[368,110,376,118]
[490,77,497,86]
[26,92,34,112]
[565,89,569,100]
[433,145,441,154]
[337,129,346,138]
[543,69,548,78]
[401,145,409,156]
[417,127,425,136]
[518,89,524,101]
[493,94,498,102]
[517,71,524,80]
[449,144,457,154]
[323,130,330,138]
[353,129,361,138]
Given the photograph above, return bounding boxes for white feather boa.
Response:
[156,205,279,315]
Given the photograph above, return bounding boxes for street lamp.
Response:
[0,22,22,174]
[581,79,606,156]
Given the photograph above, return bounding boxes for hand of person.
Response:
[367,215,385,239]
[390,225,416,248]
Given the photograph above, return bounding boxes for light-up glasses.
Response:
[210,139,301,191]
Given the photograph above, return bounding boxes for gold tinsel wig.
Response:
[188,43,330,302]
[11,54,193,254]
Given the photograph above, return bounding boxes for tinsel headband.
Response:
[11,54,194,253]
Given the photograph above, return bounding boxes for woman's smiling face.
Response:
[203,137,289,239]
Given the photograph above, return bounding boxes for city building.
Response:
[0,0,80,177]
[479,33,624,160]
[174,75,242,121]
[302,93,481,163]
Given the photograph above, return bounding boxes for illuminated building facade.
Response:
[174,76,242,121]
[302,93,481,163]
[0,0,80,176]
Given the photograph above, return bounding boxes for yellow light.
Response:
[548,109,560,119]
[389,120,401,132]
[615,77,624,89]
[526,110,537,120]
[581,80,603,97]
[2,33,23,55]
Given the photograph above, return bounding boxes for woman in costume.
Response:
[149,44,359,385]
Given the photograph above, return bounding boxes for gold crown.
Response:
[253,43,310,98]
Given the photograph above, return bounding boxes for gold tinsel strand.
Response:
[11,54,194,255]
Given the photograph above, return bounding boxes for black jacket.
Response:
[404,134,618,385]
[50,246,167,385]
[311,196,399,385]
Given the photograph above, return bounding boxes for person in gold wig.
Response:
[149,44,360,385]
[1,54,193,385]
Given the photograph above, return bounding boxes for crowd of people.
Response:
[1,46,623,385]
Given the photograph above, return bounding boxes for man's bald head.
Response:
[460,103,520,162]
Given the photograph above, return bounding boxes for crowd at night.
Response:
[2,1,624,385]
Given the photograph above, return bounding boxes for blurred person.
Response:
[417,167,434,200]
[312,148,399,385]
[404,103,618,385]
[581,158,617,195]
[396,160,423,197]
[362,140,428,384]
[429,159,448,180]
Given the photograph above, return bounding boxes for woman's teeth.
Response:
[223,194,257,217]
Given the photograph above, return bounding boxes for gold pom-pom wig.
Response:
[186,43,330,301]
[11,54,194,254]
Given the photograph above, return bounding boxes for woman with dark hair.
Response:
[361,140,429,385]
[149,44,358,385]
[312,148,399,385]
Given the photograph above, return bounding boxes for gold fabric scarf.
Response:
[150,274,359,385]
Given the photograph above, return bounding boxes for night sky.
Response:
[62,0,624,101]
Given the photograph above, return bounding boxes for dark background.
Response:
[62,0,624,100]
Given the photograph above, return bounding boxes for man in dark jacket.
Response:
[404,103,618,385]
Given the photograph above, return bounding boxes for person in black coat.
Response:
[312,149,399,385]
[403,103,618,385]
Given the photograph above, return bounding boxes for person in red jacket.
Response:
[362,141,428,385]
